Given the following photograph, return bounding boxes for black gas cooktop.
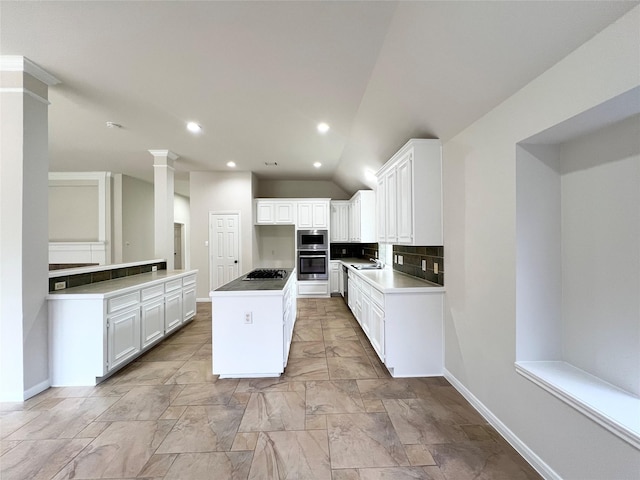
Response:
[243,269,288,281]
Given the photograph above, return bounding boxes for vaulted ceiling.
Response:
[2,1,636,196]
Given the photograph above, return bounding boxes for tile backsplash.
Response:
[49,261,167,292]
[330,243,378,260]
[393,245,444,285]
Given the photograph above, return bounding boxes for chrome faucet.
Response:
[369,257,383,268]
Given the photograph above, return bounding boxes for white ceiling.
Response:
[2,1,637,196]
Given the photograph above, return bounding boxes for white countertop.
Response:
[337,258,445,294]
[46,269,198,300]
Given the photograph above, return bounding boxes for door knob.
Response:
[234,260,238,264]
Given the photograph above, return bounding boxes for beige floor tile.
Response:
[0,410,42,439]
[306,380,365,414]
[53,420,174,479]
[306,414,327,430]
[323,328,359,342]
[159,405,188,420]
[138,341,202,362]
[236,377,305,393]
[363,399,386,413]
[156,404,244,453]
[7,397,118,440]
[75,421,110,438]
[164,359,217,384]
[325,339,368,357]
[284,357,330,381]
[333,466,442,479]
[164,451,252,480]
[238,391,306,432]
[327,356,378,380]
[231,432,259,451]
[290,340,327,358]
[321,317,355,329]
[171,379,239,405]
[429,441,542,480]
[0,440,21,456]
[326,413,409,469]
[97,385,183,421]
[137,453,178,477]
[382,398,467,445]
[356,379,418,400]
[0,438,90,480]
[248,430,331,480]
[111,360,185,385]
[405,444,437,466]
[292,327,324,342]
[190,342,212,360]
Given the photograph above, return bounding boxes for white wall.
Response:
[560,114,640,396]
[254,225,295,268]
[257,179,350,199]
[190,171,256,298]
[442,7,640,480]
[121,175,155,262]
[174,193,190,269]
[49,183,99,241]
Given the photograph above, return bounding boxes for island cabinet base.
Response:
[211,272,296,378]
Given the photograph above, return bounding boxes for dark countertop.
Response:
[212,268,295,294]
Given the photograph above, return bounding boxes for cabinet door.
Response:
[107,308,141,371]
[255,201,275,224]
[330,203,341,242]
[274,202,295,224]
[165,291,183,334]
[329,262,340,293]
[351,196,361,242]
[376,177,386,243]
[396,151,413,243]
[141,298,165,348]
[312,202,328,228]
[296,202,313,229]
[385,169,397,243]
[361,292,371,337]
[370,303,385,361]
[183,286,197,321]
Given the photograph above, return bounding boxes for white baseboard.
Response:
[443,368,561,480]
[196,298,210,303]
[24,378,50,400]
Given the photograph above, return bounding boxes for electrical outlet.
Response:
[152,265,158,272]
[342,249,346,254]
[398,255,404,265]
[375,251,378,258]
[361,249,364,255]
[434,262,439,274]
[54,281,66,290]
[244,312,253,324]
[394,254,398,263]
[422,259,426,271]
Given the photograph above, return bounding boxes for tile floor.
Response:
[0,298,541,480]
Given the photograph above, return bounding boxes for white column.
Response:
[0,56,60,401]
[149,150,178,270]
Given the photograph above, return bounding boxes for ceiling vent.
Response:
[264,162,278,167]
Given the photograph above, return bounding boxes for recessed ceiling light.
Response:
[313,162,322,168]
[186,121,202,133]
[226,161,236,168]
[106,121,122,129]
[317,122,330,134]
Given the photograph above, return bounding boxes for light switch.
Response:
[434,262,438,274]
[421,259,426,271]
[398,255,403,265]
[205,240,209,247]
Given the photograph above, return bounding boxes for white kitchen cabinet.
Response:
[254,200,296,225]
[48,270,198,386]
[376,139,442,245]
[330,261,341,294]
[343,264,443,376]
[349,190,376,243]
[297,200,329,229]
[107,306,141,372]
[330,201,350,242]
[298,280,329,298]
[211,270,297,378]
[182,274,197,321]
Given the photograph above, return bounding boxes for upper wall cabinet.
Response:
[349,190,376,243]
[330,201,350,242]
[376,139,442,246]
[254,200,296,225]
[296,200,329,229]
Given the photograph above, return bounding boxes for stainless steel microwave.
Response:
[296,229,328,250]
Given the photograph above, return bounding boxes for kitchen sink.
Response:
[352,264,383,270]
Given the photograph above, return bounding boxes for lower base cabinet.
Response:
[345,267,443,377]
[49,271,198,386]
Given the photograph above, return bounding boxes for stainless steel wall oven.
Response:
[297,250,328,280]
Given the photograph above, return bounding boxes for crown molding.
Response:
[0,56,60,86]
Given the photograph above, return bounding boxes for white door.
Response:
[174,223,184,269]
[209,213,240,290]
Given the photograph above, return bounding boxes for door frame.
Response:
[173,222,185,270]
[208,211,242,291]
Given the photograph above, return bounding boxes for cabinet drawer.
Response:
[370,287,384,309]
[182,274,196,286]
[360,281,371,298]
[108,291,140,314]
[165,278,182,292]
[298,281,329,296]
[141,284,164,301]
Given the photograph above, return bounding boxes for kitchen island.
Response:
[210,268,296,378]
